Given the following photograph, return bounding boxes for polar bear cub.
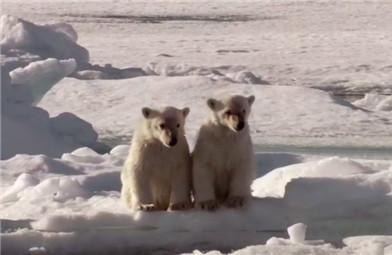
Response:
[121,106,192,211]
[192,95,256,210]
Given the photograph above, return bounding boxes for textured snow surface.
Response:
[1,147,391,254]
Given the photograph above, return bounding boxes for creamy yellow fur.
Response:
[192,95,256,209]
[121,107,192,211]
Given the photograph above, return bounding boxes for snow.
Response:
[353,93,392,112]
[0,19,103,160]
[39,76,392,148]
[1,147,391,254]
[4,0,392,95]
[1,95,103,159]
[194,242,376,255]
[0,173,39,203]
[343,236,392,255]
[252,157,373,198]
[1,0,392,254]
[29,247,47,255]
[0,14,89,67]
[9,58,76,105]
[287,223,307,244]
[144,62,269,84]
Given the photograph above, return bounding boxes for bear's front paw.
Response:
[225,196,245,208]
[168,201,193,211]
[198,200,219,211]
[138,203,157,212]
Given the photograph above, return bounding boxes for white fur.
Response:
[121,107,191,211]
[192,95,256,208]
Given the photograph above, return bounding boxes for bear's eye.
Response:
[176,123,180,128]
[159,123,165,129]
[225,110,232,116]
[242,109,246,114]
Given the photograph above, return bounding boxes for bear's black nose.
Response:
[236,121,245,131]
[169,137,177,146]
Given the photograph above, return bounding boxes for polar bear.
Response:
[192,95,256,210]
[121,106,192,211]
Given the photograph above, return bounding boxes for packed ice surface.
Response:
[39,76,392,148]
[1,146,391,254]
[3,0,392,95]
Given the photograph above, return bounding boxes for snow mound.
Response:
[0,14,148,82]
[1,175,88,209]
[0,154,82,183]
[23,177,88,203]
[252,157,372,198]
[109,145,130,159]
[265,223,329,247]
[343,236,392,254]
[0,14,89,66]
[287,223,307,244]
[1,66,103,160]
[1,107,102,160]
[0,174,39,203]
[252,156,392,242]
[284,174,391,221]
[61,148,106,164]
[9,58,76,105]
[353,93,392,111]
[50,112,98,146]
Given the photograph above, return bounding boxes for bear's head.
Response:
[207,95,255,133]
[141,106,190,147]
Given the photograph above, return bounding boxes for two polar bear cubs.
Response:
[121,95,256,211]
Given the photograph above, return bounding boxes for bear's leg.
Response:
[129,170,155,211]
[121,183,133,208]
[193,161,218,210]
[226,166,252,208]
[169,165,192,211]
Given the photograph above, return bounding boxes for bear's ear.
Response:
[141,107,158,119]
[247,95,255,106]
[207,98,223,111]
[182,107,190,118]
